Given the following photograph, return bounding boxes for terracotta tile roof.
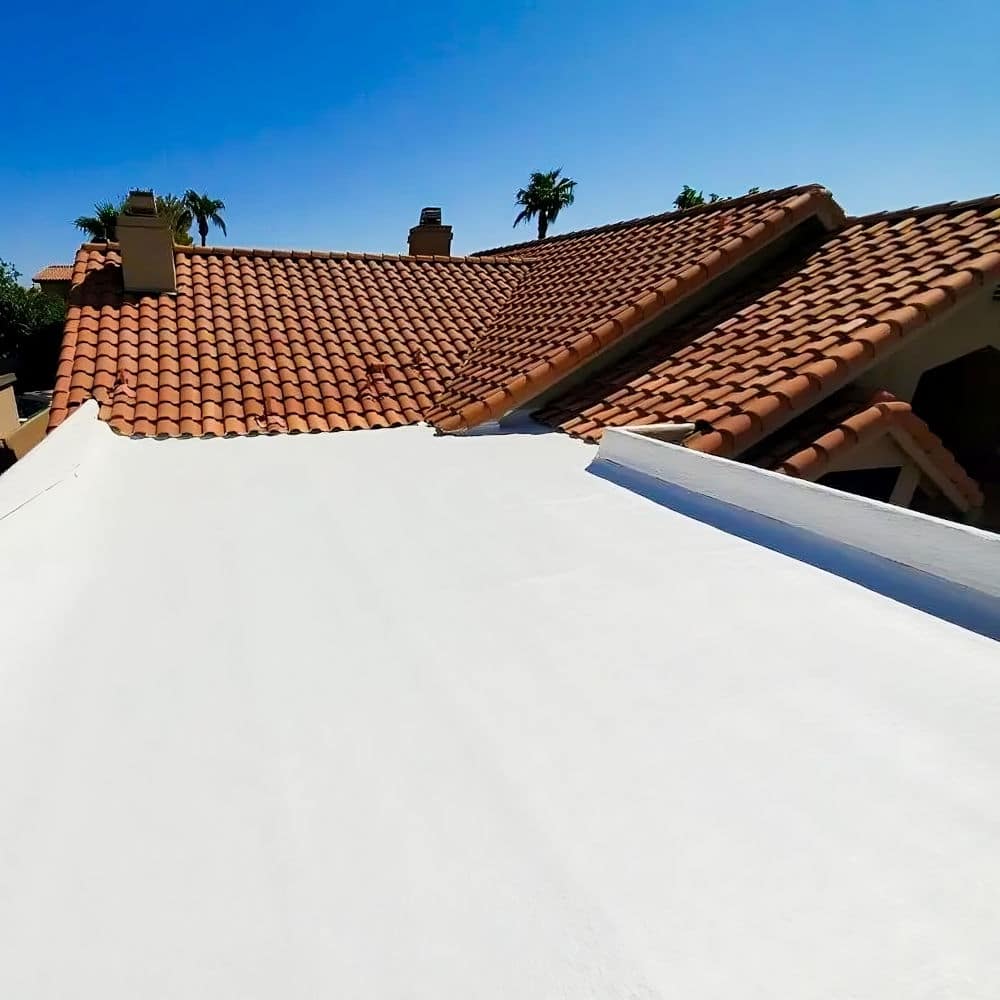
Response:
[48,189,1000,448]
[427,185,842,430]
[49,245,527,437]
[33,264,74,282]
[537,195,1000,451]
[747,389,984,510]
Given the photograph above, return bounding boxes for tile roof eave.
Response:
[775,391,984,512]
[684,248,1000,460]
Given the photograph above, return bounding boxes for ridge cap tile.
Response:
[472,183,834,256]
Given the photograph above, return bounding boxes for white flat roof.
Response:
[1,405,998,998]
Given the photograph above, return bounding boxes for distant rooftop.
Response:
[32,264,74,282]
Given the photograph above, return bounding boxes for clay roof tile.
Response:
[427,186,840,430]
[49,244,528,438]
[536,195,1000,456]
[758,390,985,511]
[48,190,1000,449]
[33,264,75,282]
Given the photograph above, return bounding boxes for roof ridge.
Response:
[472,184,834,257]
[79,242,528,267]
[846,193,1000,227]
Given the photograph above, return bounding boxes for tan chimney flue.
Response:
[408,207,452,257]
[117,190,176,294]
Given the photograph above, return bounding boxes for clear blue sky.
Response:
[2,0,997,282]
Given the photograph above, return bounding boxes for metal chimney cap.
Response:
[419,207,442,226]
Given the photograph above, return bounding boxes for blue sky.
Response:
[2,0,996,282]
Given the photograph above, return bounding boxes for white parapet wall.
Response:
[595,427,1000,618]
[2,408,1000,997]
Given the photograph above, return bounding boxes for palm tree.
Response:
[155,194,194,245]
[183,191,227,246]
[514,169,577,240]
[74,199,124,242]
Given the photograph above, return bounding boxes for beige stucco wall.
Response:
[0,385,18,438]
[4,407,49,459]
[36,280,71,303]
[858,288,1000,401]
[825,435,905,475]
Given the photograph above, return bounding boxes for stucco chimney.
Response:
[117,190,176,294]
[408,207,452,257]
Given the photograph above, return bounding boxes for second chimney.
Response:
[117,190,176,294]
[408,207,452,257]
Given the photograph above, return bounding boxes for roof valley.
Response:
[428,187,842,431]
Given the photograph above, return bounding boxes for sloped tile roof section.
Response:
[33,264,74,282]
[750,389,984,510]
[48,245,527,437]
[427,185,842,431]
[537,195,1000,451]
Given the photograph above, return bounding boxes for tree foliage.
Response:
[674,185,762,210]
[183,191,227,246]
[0,260,66,360]
[155,194,194,245]
[514,169,577,240]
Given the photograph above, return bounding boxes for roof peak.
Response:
[846,192,1000,227]
[473,184,836,257]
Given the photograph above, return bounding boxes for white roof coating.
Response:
[1,403,999,999]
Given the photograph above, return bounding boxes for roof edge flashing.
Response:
[619,422,698,443]
[594,427,1000,622]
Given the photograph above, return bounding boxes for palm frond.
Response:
[73,198,124,241]
[155,194,195,245]
[513,207,535,228]
[74,216,103,238]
